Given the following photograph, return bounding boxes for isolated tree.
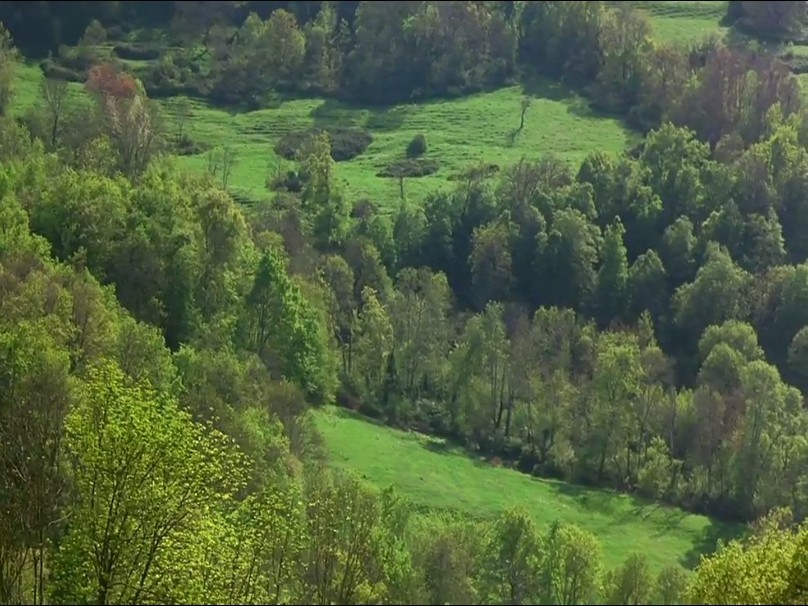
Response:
[40,77,70,146]
[174,96,192,140]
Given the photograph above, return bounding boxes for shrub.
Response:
[274,127,373,162]
[377,158,440,178]
[55,45,95,73]
[40,60,84,83]
[175,134,211,156]
[113,44,160,61]
[406,133,427,158]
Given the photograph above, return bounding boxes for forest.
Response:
[1,1,808,604]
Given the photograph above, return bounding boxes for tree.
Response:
[50,360,244,605]
[603,553,654,605]
[470,219,514,310]
[0,23,19,116]
[628,249,667,320]
[264,9,306,85]
[673,243,752,352]
[654,566,689,605]
[40,77,70,147]
[738,1,808,40]
[540,522,602,606]
[174,96,192,140]
[301,132,349,248]
[541,208,601,310]
[787,326,808,394]
[245,245,338,402]
[85,64,160,177]
[593,218,629,326]
[482,508,543,605]
[389,268,452,398]
[597,5,652,111]
[352,286,394,406]
[687,510,807,605]
[171,1,243,55]
[0,322,71,604]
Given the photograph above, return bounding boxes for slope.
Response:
[314,406,742,572]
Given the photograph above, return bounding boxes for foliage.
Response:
[406,133,427,158]
[274,126,373,162]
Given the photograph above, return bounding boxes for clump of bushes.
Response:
[175,134,211,156]
[377,158,440,178]
[274,127,373,162]
[40,59,84,83]
[113,44,160,61]
[406,133,427,158]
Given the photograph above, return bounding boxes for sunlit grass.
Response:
[314,406,742,572]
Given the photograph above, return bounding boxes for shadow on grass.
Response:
[680,519,745,569]
[520,74,626,122]
[327,405,391,428]
[310,98,413,132]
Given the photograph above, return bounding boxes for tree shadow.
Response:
[519,74,618,121]
[541,478,623,515]
[680,519,745,569]
[328,405,390,428]
[310,98,411,132]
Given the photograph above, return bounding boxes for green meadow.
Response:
[314,406,741,573]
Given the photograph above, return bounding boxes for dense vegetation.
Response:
[2,1,808,604]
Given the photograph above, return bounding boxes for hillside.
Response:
[12,63,633,206]
[315,406,741,572]
[619,1,729,43]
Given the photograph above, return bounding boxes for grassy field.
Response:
[163,83,633,208]
[11,62,634,208]
[621,1,729,44]
[314,406,742,573]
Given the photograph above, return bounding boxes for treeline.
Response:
[3,0,800,146]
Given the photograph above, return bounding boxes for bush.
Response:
[274,127,373,162]
[40,60,85,83]
[175,134,211,156]
[53,46,94,75]
[406,133,427,158]
[113,44,160,61]
[377,158,440,178]
[268,169,306,193]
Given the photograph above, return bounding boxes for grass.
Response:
[162,81,634,208]
[11,61,634,208]
[614,1,729,44]
[314,406,742,573]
